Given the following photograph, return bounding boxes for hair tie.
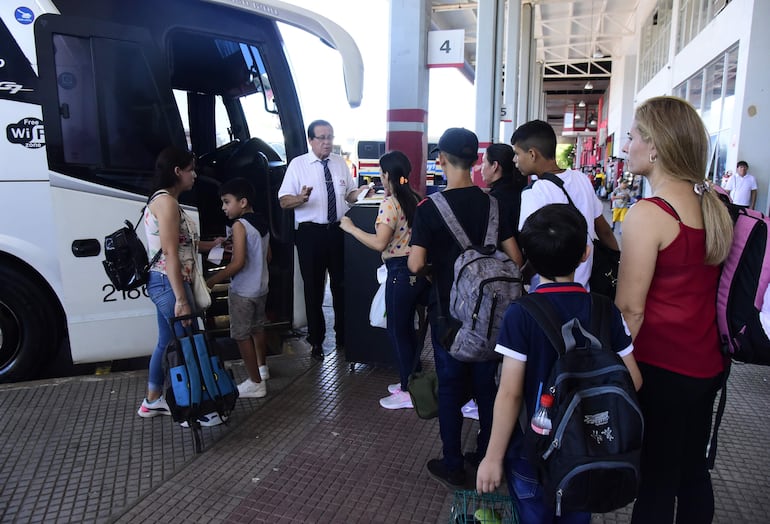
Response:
[693,181,711,196]
[400,176,408,185]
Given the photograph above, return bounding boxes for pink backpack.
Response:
[708,194,770,469]
[716,197,770,365]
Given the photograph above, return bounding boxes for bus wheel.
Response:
[0,267,60,383]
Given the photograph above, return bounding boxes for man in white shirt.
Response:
[513,120,618,288]
[278,120,370,360]
[723,160,758,209]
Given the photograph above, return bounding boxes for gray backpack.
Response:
[430,192,522,362]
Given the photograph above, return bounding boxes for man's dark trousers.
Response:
[295,222,345,347]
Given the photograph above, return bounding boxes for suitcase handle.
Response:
[167,313,206,341]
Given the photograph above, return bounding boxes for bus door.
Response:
[168,31,299,335]
[34,14,184,364]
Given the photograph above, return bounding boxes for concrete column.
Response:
[530,60,544,119]
[386,0,431,196]
[472,0,502,186]
[734,0,770,213]
[517,2,534,126]
[502,0,522,143]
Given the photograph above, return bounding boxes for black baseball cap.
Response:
[430,128,479,161]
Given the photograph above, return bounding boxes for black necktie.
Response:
[322,158,337,223]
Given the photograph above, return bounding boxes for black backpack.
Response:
[518,293,643,516]
[102,192,166,290]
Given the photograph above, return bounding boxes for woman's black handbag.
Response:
[590,239,620,300]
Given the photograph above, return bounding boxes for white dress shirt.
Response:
[278,151,357,227]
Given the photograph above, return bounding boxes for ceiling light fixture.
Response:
[575,113,581,120]
[578,100,586,107]
[590,118,597,126]
[593,48,605,59]
[584,80,594,90]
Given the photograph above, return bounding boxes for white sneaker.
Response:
[379,390,413,410]
[238,378,267,398]
[461,399,479,420]
[387,383,401,394]
[137,396,171,418]
[259,365,270,380]
[180,412,226,428]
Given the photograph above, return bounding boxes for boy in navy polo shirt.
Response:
[476,204,642,523]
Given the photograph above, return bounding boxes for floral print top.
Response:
[375,196,412,260]
[144,192,198,281]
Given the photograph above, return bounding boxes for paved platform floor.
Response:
[1,328,769,523]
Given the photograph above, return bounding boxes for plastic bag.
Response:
[368,264,387,328]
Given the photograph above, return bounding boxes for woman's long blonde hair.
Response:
[634,96,733,264]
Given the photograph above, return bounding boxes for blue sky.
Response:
[278,0,476,152]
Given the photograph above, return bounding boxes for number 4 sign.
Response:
[427,29,465,68]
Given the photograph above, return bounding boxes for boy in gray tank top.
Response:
[207,178,271,398]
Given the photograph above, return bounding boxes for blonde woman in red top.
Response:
[616,96,733,523]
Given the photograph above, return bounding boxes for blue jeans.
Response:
[146,271,191,394]
[384,257,427,391]
[505,456,590,524]
[431,325,498,472]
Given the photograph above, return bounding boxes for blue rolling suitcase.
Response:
[163,313,238,453]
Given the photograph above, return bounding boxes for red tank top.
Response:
[633,197,724,378]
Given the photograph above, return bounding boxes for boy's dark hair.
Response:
[219,177,256,207]
[510,120,557,160]
[737,160,749,169]
[442,151,476,171]
[519,204,587,280]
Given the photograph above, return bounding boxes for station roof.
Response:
[430,0,641,132]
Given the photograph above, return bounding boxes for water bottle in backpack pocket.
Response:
[518,293,643,516]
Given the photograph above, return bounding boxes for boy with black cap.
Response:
[408,127,523,488]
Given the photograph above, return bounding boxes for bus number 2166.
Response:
[102,284,149,302]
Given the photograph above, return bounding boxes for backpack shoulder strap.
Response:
[539,172,576,208]
[142,190,171,266]
[516,294,566,355]
[429,192,472,249]
[138,190,171,230]
[589,293,613,350]
[644,196,682,222]
[484,194,499,247]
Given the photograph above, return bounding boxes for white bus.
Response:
[0,0,363,382]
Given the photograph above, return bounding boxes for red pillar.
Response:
[386,109,427,197]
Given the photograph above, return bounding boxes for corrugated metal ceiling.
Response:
[430,0,641,130]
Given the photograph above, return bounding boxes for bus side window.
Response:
[96,40,171,172]
[51,34,173,192]
[53,35,100,165]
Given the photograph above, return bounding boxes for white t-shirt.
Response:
[518,168,604,287]
[723,173,758,206]
[278,151,357,227]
